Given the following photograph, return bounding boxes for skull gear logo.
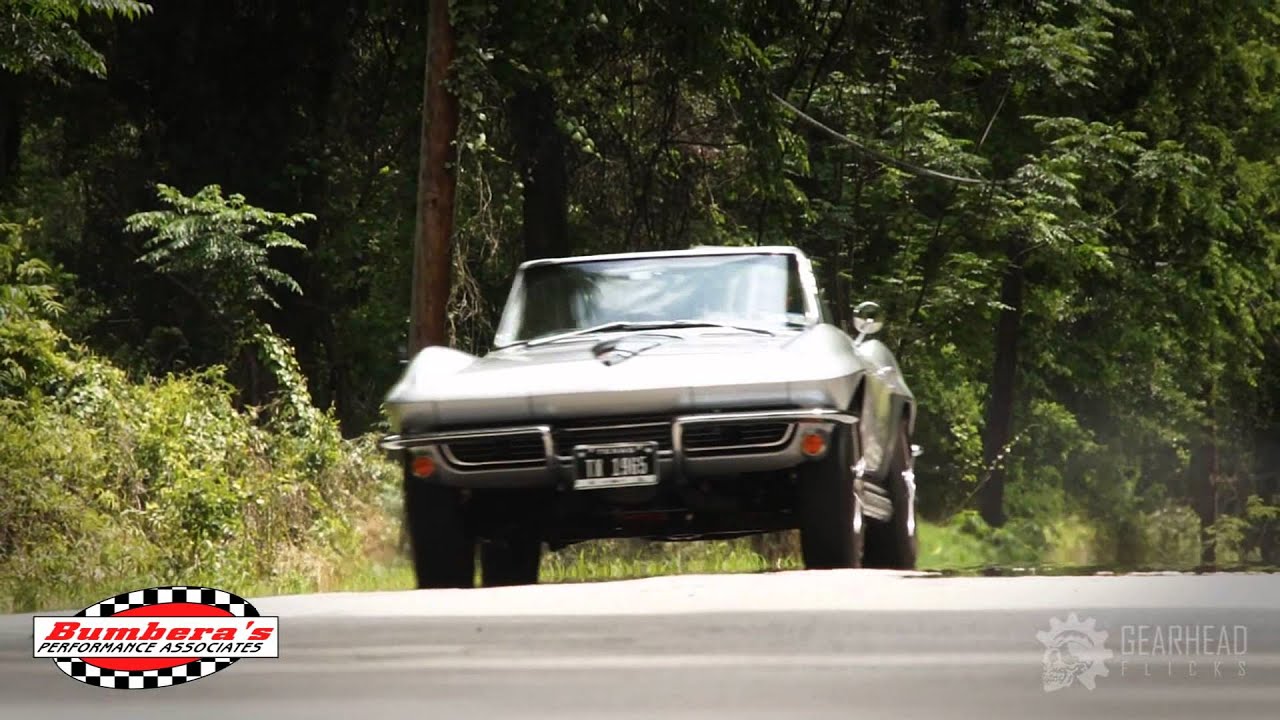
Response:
[1036,613,1114,692]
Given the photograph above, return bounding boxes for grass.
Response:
[252,535,798,598]
[8,507,1175,611]
[284,518,1048,599]
[256,506,1275,599]
[917,520,995,569]
[541,535,802,583]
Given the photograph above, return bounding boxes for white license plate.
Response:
[573,443,659,490]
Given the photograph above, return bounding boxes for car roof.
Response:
[517,245,809,270]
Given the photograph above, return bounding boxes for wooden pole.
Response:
[409,0,460,353]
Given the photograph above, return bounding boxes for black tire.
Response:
[403,468,475,588]
[862,422,918,570]
[798,424,864,569]
[480,535,542,587]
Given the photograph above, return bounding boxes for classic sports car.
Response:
[381,246,918,588]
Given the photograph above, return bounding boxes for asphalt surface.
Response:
[2,571,1277,718]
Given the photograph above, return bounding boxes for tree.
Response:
[0,0,151,193]
[510,82,569,260]
[5,0,1280,565]
[126,183,312,405]
[127,184,312,329]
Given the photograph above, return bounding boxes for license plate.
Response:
[573,443,659,490]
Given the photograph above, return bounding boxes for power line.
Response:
[771,92,1001,186]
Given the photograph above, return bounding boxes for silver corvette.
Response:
[381,246,918,587]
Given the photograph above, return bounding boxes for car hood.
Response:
[384,326,863,430]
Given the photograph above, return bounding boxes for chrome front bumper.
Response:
[379,408,857,489]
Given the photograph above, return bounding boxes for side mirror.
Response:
[852,301,884,338]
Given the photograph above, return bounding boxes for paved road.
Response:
[2,571,1277,718]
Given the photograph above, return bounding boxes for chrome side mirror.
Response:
[852,301,884,337]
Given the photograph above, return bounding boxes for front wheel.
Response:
[798,424,863,569]
[403,467,475,588]
[862,421,918,570]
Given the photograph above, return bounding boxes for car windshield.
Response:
[494,253,810,346]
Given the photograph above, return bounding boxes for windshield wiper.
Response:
[665,320,777,336]
[524,321,660,347]
[521,320,774,347]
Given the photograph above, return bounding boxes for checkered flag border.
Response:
[54,658,237,689]
[78,586,259,618]
[53,586,259,689]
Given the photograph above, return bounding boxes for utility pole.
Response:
[409,0,460,353]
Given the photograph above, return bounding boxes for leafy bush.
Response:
[1208,496,1280,566]
[1136,504,1202,569]
[0,231,397,613]
[0,351,398,612]
[0,222,72,398]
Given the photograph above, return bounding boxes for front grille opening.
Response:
[444,433,546,466]
[554,418,673,455]
[683,421,793,453]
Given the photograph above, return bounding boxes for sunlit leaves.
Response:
[997,0,1129,92]
[127,184,313,318]
[0,223,74,397]
[0,0,152,80]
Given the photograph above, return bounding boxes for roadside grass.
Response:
[149,508,1216,601]
[8,493,1170,611]
[203,504,1233,600]
[5,470,1204,612]
[916,520,993,569]
[305,517,1060,598]
[541,535,801,583]
[259,535,800,598]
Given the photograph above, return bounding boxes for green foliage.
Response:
[0,237,397,612]
[0,0,151,80]
[128,184,312,318]
[124,184,320,406]
[0,221,72,397]
[1208,496,1280,566]
[0,370,398,611]
[253,325,327,436]
[6,0,1280,588]
[1136,505,1203,569]
[0,338,398,613]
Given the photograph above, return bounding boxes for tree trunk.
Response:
[0,70,21,197]
[409,0,460,353]
[979,239,1025,528]
[511,82,569,260]
[1190,381,1219,565]
[1257,423,1280,565]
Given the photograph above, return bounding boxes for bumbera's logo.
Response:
[32,586,278,689]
